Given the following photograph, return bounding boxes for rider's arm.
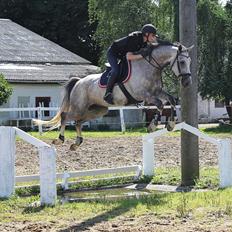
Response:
[126,52,143,61]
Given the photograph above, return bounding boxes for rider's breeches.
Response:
[106,47,119,92]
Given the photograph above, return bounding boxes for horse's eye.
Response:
[179,60,185,65]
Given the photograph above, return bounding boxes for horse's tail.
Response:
[33,76,80,130]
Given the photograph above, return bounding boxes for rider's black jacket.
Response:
[110,31,147,59]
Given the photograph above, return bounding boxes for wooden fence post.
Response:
[0,127,16,198]
[142,137,154,176]
[39,146,57,206]
[218,139,232,188]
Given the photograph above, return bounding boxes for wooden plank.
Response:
[15,165,141,183]
[14,127,50,148]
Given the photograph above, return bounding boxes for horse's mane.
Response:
[152,40,181,48]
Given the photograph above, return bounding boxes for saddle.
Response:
[98,58,131,88]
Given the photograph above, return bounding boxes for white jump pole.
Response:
[39,146,57,205]
[142,137,154,176]
[218,139,232,188]
[0,127,16,198]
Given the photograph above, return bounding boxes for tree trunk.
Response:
[179,0,199,186]
[225,98,232,123]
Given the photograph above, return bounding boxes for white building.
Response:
[0,19,99,124]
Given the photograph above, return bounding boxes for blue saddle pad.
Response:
[99,59,131,88]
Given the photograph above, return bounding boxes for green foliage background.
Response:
[0,74,12,106]
[0,0,231,119]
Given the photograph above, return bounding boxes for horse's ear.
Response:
[187,45,194,52]
[178,45,182,52]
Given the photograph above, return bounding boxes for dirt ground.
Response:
[15,136,220,176]
[1,211,232,232]
[2,135,232,232]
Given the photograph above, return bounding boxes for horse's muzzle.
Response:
[181,74,192,87]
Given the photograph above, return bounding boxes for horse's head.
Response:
[170,44,193,88]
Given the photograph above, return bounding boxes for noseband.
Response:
[170,51,191,78]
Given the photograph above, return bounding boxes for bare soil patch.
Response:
[15,135,220,176]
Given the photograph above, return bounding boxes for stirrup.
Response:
[104,92,114,105]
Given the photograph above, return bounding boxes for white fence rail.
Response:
[142,122,232,188]
[0,105,181,133]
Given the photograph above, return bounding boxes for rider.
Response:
[103,24,158,105]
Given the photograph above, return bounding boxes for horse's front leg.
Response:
[146,96,164,112]
[165,107,176,131]
[145,96,164,132]
[157,90,177,108]
[156,90,177,131]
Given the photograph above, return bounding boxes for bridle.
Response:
[144,46,191,79]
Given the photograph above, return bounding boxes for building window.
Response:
[215,100,225,108]
[18,96,30,118]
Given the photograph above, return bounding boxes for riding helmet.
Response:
[141,24,157,35]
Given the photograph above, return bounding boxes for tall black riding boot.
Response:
[104,74,117,104]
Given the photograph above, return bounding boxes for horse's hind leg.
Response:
[52,111,79,145]
[52,112,67,145]
[70,121,83,151]
[69,105,108,151]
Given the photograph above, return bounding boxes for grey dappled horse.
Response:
[34,43,193,150]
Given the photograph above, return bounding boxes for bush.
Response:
[0,74,12,106]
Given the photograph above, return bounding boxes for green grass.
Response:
[24,126,232,140]
[26,124,232,140]
[27,129,147,140]
[201,125,232,136]
[1,166,231,229]
[1,187,232,226]
[150,167,219,189]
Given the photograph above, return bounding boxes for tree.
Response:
[89,0,156,65]
[197,0,232,122]
[0,0,99,64]
[0,74,12,106]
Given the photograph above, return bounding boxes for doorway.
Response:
[35,97,51,117]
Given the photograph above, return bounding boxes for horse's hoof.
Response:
[166,121,175,131]
[70,144,78,151]
[52,138,63,145]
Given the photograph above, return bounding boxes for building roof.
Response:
[0,63,99,83]
[0,19,99,83]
